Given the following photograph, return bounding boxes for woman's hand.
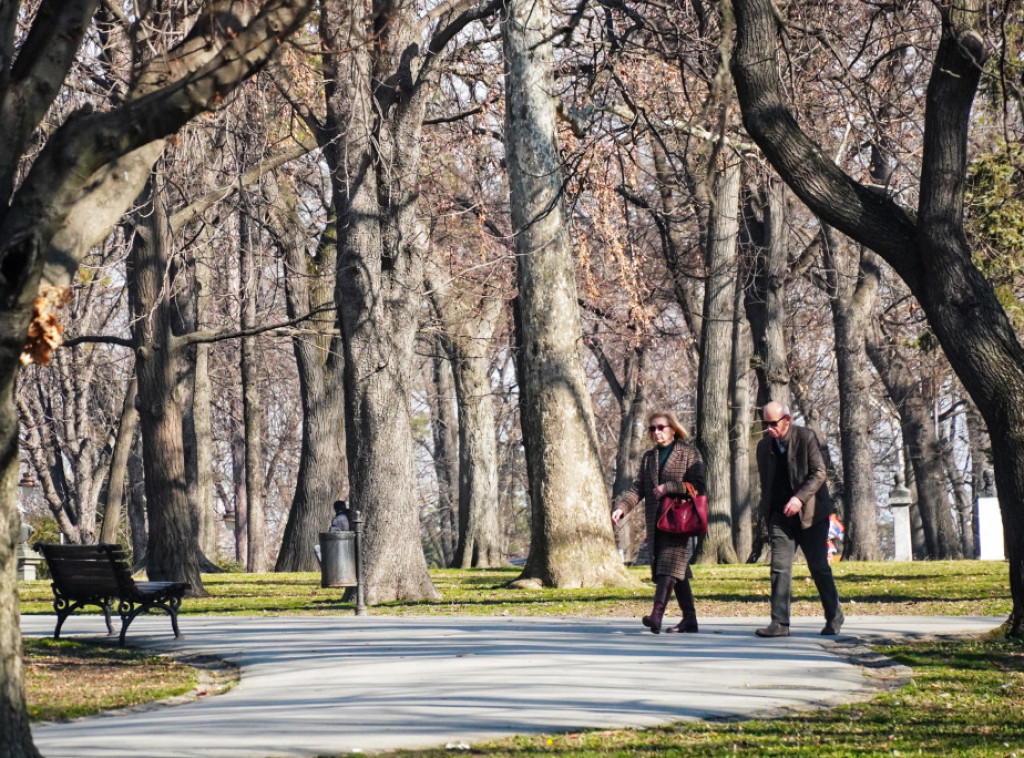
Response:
[611,508,624,525]
[652,484,668,498]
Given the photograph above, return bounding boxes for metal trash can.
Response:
[319,531,358,588]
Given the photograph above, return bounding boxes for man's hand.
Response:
[783,497,803,517]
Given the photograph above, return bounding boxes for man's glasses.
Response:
[648,424,670,432]
[764,418,788,428]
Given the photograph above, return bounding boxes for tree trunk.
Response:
[127,442,148,568]
[503,0,630,587]
[428,346,459,567]
[426,263,506,569]
[230,424,248,564]
[0,381,43,758]
[865,297,963,559]
[696,158,740,564]
[730,294,754,560]
[450,334,503,569]
[742,175,791,408]
[239,211,269,573]
[822,231,881,560]
[100,376,139,544]
[587,339,649,561]
[964,400,987,557]
[128,179,205,595]
[321,0,439,603]
[273,197,347,573]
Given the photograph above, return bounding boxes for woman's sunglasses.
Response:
[648,424,670,432]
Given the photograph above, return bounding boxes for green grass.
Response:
[18,560,1013,617]
[373,638,1024,758]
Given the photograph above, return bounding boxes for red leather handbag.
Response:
[656,493,708,537]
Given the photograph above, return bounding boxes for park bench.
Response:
[38,543,189,647]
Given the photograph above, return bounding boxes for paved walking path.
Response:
[22,614,1001,758]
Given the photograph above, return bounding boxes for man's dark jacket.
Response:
[756,425,833,529]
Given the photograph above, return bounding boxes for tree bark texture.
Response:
[741,176,791,408]
[732,0,1024,633]
[822,230,882,560]
[239,210,269,573]
[273,198,347,572]
[730,294,753,559]
[696,158,740,564]
[127,181,206,595]
[321,0,444,603]
[503,0,630,587]
[0,376,42,758]
[170,224,218,563]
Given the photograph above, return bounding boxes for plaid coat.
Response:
[615,440,706,580]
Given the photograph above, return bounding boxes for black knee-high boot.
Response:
[666,578,698,633]
[642,575,677,634]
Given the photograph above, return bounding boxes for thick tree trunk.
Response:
[0,386,42,758]
[273,202,346,573]
[503,0,630,587]
[696,159,740,564]
[733,0,1024,633]
[128,181,205,595]
[822,231,881,560]
[321,0,438,603]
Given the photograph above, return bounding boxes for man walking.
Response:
[755,401,844,637]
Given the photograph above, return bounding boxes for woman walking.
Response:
[611,411,706,633]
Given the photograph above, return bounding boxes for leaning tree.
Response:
[731,0,1024,635]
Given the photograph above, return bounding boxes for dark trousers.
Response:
[768,513,841,626]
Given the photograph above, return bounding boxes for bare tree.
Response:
[821,230,882,559]
[732,0,1024,633]
[502,0,631,588]
[696,158,741,563]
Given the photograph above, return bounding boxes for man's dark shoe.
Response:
[821,612,845,636]
[755,621,790,638]
[642,615,662,634]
